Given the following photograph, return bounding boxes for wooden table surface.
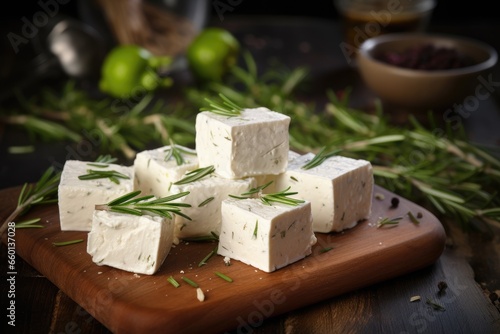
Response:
[2,14,500,334]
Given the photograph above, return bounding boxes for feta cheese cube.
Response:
[169,174,256,239]
[58,160,134,231]
[87,210,174,275]
[195,107,291,179]
[217,198,317,273]
[275,153,374,233]
[254,150,302,194]
[133,145,198,197]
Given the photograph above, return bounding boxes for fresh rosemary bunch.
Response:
[0,166,60,235]
[185,50,500,229]
[0,83,196,160]
[95,190,192,220]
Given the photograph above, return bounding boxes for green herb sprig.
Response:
[174,166,215,185]
[95,190,192,220]
[228,181,273,199]
[301,147,341,170]
[200,93,243,117]
[215,271,233,282]
[230,182,304,207]
[52,239,84,247]
[15,218,44,229]
[376,216,403,228]
[86,154,117,168]
[261,187,305,206]
[78,169,130,184]
[1,166,60,236]
[164,140,196,166]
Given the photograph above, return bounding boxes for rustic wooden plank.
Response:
[0,185,446,333]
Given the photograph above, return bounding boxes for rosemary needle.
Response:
[301,147,341,170]
[52,239,84,247]
[167,276,180,288]
[15,218,44,229]
[181,276,199,288]
[215,271,233,282]
[377,216,403,228]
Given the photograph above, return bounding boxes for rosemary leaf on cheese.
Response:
[174,166,215,185]
[201,93,242,117]
[97,190,192,220]
[78,169,130,184]
[301,147,341,170]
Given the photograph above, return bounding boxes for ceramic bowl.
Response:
[356,33,498,111]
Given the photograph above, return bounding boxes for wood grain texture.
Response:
[1,185,446,334]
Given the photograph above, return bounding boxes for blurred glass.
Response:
[334,0,436,63]
[78,0,209,57]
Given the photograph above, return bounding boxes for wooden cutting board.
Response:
[1,185,446,334]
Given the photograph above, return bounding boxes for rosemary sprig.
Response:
[78,169,130,184]
[15,218,44,229]
[167,276,180,288]
[198,245,218,267]
[164,140,196,165]
[228,181,273,199]
[181,276,199,288]
[301,147,341,170]
[215,271,233,282]
[200,93,243,117]
[426,298,445,311]
[95,190,192,220]
[174,166,215,185]
[52,239,84,247]
[261,187,305,206]
[230,183,304,207]
[86,154,117,168]
[1,166,60,236]
[198,197,214,207]
[376,216,403,228]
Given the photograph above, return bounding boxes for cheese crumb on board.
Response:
[275,153,374,233]
[58,160,134,231]
[133,145,198,198]
[195,107,291,179]
[169,174,256,239]
[87,209,174,275]
[217,198,317,273]
[196,288,205,302]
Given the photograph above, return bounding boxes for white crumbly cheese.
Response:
[87,210,174,275]
[58,160,134,231]
[195,107,291,179]
[169,174,256,240]
[217,198,317,273]
[275,153,373,233]
[254,150,302,194]
[133,145,198,197]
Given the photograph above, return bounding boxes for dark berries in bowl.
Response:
[375,44,474,70]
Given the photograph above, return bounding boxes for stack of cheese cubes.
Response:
[58,106,374,275]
